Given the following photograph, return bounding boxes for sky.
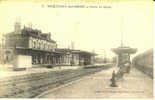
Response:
[0,0,154,59]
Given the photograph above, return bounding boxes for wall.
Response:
[5,34,29,48]
[29,36,57,51]
[15,55,32,68]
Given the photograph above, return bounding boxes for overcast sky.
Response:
[0,0,153,59]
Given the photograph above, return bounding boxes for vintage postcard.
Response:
[0,0,154,99]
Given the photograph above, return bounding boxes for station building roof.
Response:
[56,48,97,56]
[4,27,56,43]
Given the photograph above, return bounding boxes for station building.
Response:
[55,48,95,66]
[1,22,95,69]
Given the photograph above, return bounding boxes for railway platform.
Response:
[38,67,153,98]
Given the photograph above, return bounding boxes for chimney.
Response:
[71,42,74,50]
[14,21,21,33]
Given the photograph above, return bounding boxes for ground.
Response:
[38,67,153,98]
[0,66,81,79]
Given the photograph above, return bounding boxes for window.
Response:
[38,42,42,49]
[33,41,36,48]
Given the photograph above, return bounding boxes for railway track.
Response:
[0,65,112,98]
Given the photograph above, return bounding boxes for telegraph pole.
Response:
[104,50,107,63]
[1,34,5,64]
[71,42,75,66]
[121,17,124,47]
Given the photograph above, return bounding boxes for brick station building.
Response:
[1,22,95,69]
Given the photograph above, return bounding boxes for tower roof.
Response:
[111,47,137,54]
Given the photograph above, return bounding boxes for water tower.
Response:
[111,18,137,73]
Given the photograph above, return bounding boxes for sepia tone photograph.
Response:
[0,0,154,99]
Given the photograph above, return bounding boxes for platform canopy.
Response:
[111,47,137,54]
[72,50,97,56]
